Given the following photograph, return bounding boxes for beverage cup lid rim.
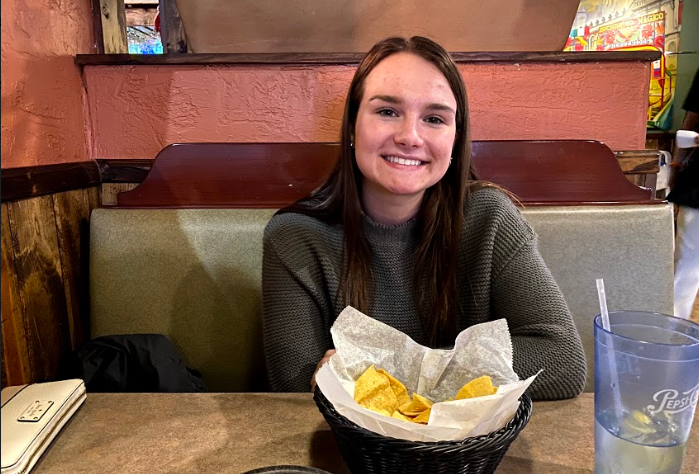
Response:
[594,312,699,348]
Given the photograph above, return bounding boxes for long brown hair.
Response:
[282,36,483,346]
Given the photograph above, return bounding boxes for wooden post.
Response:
[90,0,105,53]
[160,0,190,53]
[99,0,128,54]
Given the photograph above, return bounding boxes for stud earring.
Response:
[449,157,453,165]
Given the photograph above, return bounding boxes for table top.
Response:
[32,392,698,474]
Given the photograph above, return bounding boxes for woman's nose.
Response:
[393,117,424,148]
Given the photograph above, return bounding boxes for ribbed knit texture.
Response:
[262,187,587,400]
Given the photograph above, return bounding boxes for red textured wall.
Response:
[83,60,650,160]
[1,0,94,169]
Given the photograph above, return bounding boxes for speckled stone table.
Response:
[31,393,698,473]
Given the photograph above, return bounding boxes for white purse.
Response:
[1,379,86,474]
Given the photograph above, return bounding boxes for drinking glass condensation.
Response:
[594,311,699,474]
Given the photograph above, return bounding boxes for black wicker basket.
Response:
[314,389,532,474]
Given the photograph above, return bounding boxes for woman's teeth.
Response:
[383,156,423,166]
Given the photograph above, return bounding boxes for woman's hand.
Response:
[310,349,336,391]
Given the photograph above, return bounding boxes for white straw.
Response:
[596,278,623,422]
[596,279,611,331]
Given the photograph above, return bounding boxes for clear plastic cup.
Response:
[594,311,699,474]
[676,129,699,149]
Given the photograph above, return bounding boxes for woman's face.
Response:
[354,52,457,206]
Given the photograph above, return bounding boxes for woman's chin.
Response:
[381,185,427,198]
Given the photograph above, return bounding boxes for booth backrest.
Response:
[90,141,674,392]
[523,205,673,391]
[90,209,274,392]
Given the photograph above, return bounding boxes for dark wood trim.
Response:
[116,143,337,207]
[111,141,661,208]
[1,161,149,202]
[95,159,152,183]
[469,140,660,206]
[74,52,368,66]
[450,51,661,62]
[74,50,661,67]
[95,152,659,184]
[1,163,101,202]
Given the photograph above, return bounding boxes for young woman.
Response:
[262,36,587,400]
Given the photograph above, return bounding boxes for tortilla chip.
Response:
[354,365,398,414]
[412,408,431,425]
[455,375,498,400]
[391,411,412,422]
[397,392,434,417]
[412,393,434,410]
[397,400,417,416]
[354,365,387,402]
[376,368,411,406]
[353,366,498,425]
[371,408,392,417]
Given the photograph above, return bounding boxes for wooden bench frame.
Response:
[116,140,661,208]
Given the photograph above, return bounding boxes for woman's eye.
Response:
[377,108,397,117]
[426,116,445,125]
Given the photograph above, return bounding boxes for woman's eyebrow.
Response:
[426,103,456,114]
[368,95,401,104]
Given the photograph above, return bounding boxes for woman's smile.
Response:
[380,154,427,167]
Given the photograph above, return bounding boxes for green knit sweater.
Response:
[262,187,587,399]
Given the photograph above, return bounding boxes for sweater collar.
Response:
[361,210,419,244]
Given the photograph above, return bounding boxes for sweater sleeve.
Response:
[262,217,335,392]
[491,234,587,400]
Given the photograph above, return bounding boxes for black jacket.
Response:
[68,334,206,392]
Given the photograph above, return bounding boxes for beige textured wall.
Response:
[1,0,94,169]
[175,0,581,53]
[84,61,651,160]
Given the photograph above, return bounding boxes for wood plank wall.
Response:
[1,183,141,389]
[1,188,99,387]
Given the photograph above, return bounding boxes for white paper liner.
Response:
[316,306,540,442]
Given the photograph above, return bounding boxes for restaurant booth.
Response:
[1,1,696,473]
